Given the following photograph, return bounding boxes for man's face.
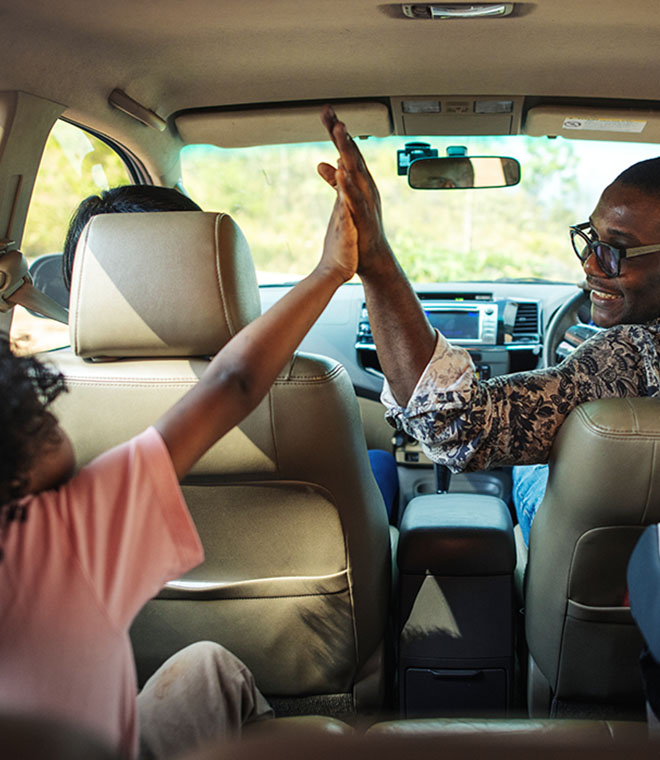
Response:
[584,182,660,328]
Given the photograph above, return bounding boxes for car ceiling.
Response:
[1,0,660,180]
[0,0,658,333]
[2,1,660,120]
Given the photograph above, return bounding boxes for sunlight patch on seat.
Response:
[401,574,462,643]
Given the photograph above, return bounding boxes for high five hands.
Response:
[317,105,394,276]
[318,105,437,405]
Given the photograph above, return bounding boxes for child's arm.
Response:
[154,188,357,480]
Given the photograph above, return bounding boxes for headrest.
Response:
[69,211,261,358]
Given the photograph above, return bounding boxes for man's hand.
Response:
[317,104,393,276]
[317,104,437,407]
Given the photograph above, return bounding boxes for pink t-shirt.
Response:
[0,426,203,758]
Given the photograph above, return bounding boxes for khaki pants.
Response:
[137,641,273,759]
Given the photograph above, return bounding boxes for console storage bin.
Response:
[397,494,515,718]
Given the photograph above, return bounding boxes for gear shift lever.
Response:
[435,463,451,494]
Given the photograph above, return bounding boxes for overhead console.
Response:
[356,292,542,381]
[390,95,525,136]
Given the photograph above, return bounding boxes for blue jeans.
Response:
[512,463,549,546]
[368,449,399,519]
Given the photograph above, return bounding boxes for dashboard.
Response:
[357,292,541,383]
[260,280,581,396]
[27,248,580,398]
[260,279,581,508]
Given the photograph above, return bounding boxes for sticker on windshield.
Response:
[562,117,646,133]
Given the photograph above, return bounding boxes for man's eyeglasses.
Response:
[570,222,660,278]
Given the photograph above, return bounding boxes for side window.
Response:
[10,120,131,355]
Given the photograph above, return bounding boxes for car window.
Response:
[10,120,131,355]
[181,135,660,286]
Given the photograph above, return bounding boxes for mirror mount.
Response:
[397,141,438,175]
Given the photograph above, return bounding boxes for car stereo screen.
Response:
[425,310,480,340]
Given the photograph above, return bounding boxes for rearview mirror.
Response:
[408,156,520,189]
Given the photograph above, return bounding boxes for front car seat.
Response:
[46,210,392,718]
[522,397,660,719]
[627,522,660,736]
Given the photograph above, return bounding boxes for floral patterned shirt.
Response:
[381,318,660,472]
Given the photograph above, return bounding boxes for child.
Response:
[0,187,357,759]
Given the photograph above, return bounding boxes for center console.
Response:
[356,292,543,382]
[397,493,516,718]
[356,292,542,488]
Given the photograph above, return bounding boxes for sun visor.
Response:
[175,102,392,147]
[524,105,660,143]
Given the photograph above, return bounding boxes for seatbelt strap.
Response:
[0,248,69,325]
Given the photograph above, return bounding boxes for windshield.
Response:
[180,135,660,286]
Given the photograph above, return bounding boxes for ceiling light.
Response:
[402,4,514,19]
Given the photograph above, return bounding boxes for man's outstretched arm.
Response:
[318,105,437,407]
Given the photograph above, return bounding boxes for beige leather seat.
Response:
[184,720,656,760]
[519,397,660,718]
[47,210,392,718]
[0,712,120,760]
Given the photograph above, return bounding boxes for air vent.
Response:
[512,302,539,336]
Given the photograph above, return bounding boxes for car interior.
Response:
[3,0,660,755]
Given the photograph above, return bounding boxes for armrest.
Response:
[398,494,515,576]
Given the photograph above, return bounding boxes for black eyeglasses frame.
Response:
[570,222,660,278]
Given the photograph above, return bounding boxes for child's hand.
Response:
[319,183,358,284]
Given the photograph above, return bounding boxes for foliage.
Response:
[22,121,130,261]
[180,134,598,284]
[22,120,660,286]
[16,120,660,355]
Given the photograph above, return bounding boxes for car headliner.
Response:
[1,1,659,163]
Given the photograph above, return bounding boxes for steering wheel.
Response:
[542,288,591,368]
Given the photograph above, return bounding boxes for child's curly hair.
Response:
[0,339,67,504]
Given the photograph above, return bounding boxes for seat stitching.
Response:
[641,441,657,523]
[72,222,93,354]
[214,213,235,336]
[266,386,279,476]
[161,588,351,602]
[273,365,346,386]
[60,379,201,388]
